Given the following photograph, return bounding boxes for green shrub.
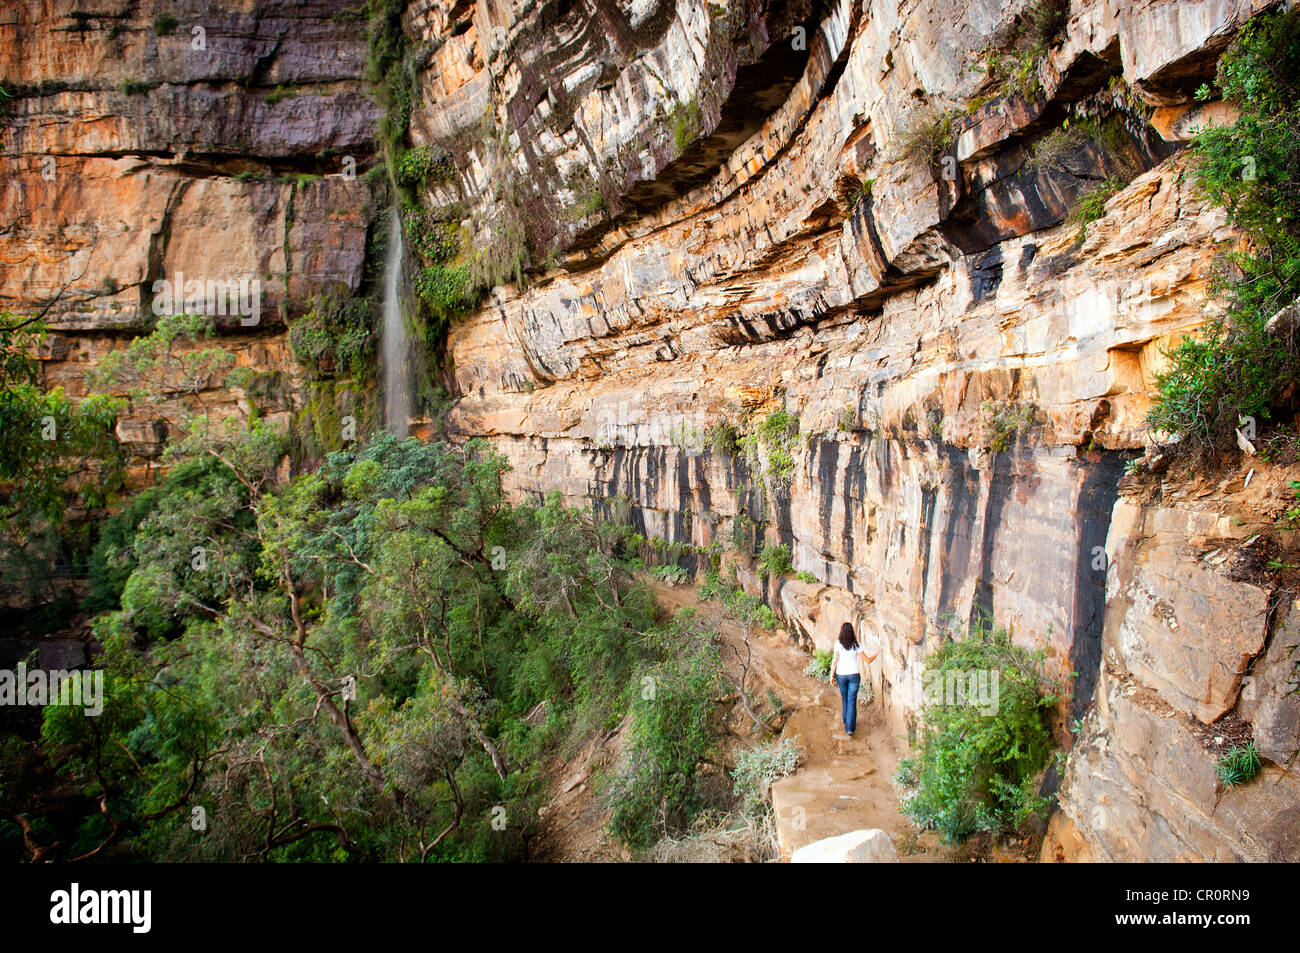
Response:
[367,0,417,156]
[741,410,800,488]
[1068,178,1125,239]
[896,106,963,163]
[758,542,793,578]
[1280,479,1300,527]
[671,99,702,154]
[707,420,738,457]
[699,571,779,631]
[153,14,178,36]
[796,570,817,584]
[403,208,461,266]
[264,85,295,105]
[654,563,688,585]
[1216,743,1262,788]
[732,738,801,814]
[415,264,474,317]
[724,587,778,631]
[289,314,332,367]
[698,569,729,603]
[1149,8,1300,453]
[289,296,375,380]
[729,512,757,553]
[892,619,1056,843]
[802,649,832,681]
[973,0,1067,101]
[84,484,166,611]
[1149,321,1288,449]
[607,612,722,849]
[980,399,1036,452]
[837,178,874,213]
[394,145,454,190]
[1029,115,1137,175]
[568,187,604,220]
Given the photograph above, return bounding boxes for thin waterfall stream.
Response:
[382,206,410,436]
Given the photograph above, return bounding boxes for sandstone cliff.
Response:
[1,0,382,478]
[410,0,1299,861]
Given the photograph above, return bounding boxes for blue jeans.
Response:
[836,674,860,734]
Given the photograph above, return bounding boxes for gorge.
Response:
[2,0,1299,865]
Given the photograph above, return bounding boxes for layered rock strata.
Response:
[417,0,1298,860]
[1,0,382,471]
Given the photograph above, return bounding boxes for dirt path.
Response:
[768,672,949,861]
[651,582,951,862]
[533,581,954,862]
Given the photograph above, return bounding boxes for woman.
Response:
[831,622,877,737]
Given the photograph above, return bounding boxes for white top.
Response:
[833,641,865,676]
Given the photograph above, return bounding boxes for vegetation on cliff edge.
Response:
[1150,8,1300,455]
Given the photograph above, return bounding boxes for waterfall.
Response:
[381,206,410,436]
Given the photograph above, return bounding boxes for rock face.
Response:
[411,0,1299,860]
[1047,487,1300,861]
[1,0,382,471]
[790,828,900,863]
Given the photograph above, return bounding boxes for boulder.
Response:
[790,829,899,864]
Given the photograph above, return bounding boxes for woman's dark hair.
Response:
[838,622,858,650]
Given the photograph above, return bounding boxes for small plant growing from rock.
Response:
[1068,178,1125,241]
[707,420,739,457]
[896,105,964,163]
[1279,480,1300,528]
[1028,114,1139,178]
[1215,742,1262,788]
[669,421,705,454]
[741,409,800,488]
[837,177,874,213]
[264,84,295,106]
[671,99,702,154]
[971,0,1067,102]
[925,408,946,439]
[414,264,473,317]
[394,144,454,190]
[758,542,793,578]
[980,398,1037,452]
[728,512,757,553]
